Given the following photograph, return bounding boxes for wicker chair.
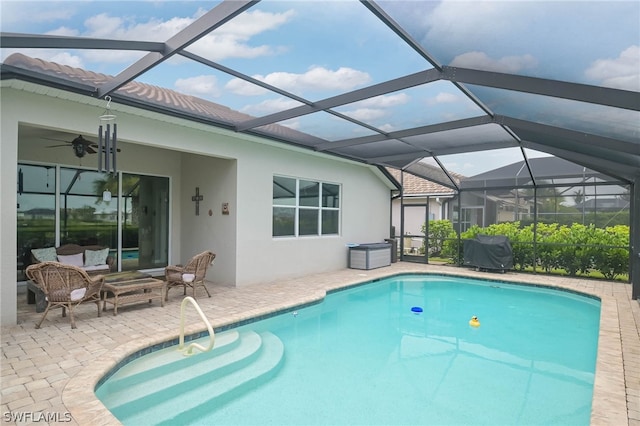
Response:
[25,261,104,329]
[165,251,216,301]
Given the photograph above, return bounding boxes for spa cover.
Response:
[463,235,514,271]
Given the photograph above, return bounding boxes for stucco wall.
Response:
[233,143,392,286]
[0,94,19,326]
[179,154,237,286]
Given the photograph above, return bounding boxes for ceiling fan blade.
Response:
[86,146,97,154]
[47,144,69,148]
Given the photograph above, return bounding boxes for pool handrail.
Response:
[178,296,215,355]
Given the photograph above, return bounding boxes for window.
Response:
[273,176,340,237]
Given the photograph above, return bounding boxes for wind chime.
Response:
[98,95,117,174]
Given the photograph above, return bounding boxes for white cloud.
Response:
[49,52,85,69]
[356,93,409,108]
[344,108,388,122]
[242,97,303,116]
[377,123,395,133]
[46,26,79,37]
[585,45,640,91]
[37,8,294,65]
[225,79,269,96]
[1,4,75,25]
[0,48,86,69]
[450,51,538,73]
[424,2,545,49]
[174,75,220,98]
[428,92,459,105]
[187,9,294,61]
[190,35,278,61]
[215,9,295,38]
[252,66,371,96]
[340,93,409,123]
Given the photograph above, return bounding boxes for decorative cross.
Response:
[191,187,203,216]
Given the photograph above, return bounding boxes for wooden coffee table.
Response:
[102,277,166,315]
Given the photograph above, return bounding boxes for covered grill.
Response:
[463,235,514,272]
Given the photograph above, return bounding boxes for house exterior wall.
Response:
[391,197,447,237]
[0,83,393,325]
[233,145,391,286]
[0,92,19,326]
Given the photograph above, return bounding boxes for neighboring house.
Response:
[0,54,398,326]
[574,198,630,212]
[387,166,461,237]
[385,167,461,257]
[458,157,611,229]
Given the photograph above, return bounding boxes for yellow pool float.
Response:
[469,316,480,327]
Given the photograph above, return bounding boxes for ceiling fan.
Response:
[46,135,120,158]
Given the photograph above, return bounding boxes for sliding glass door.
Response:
[17,164,56,280]
[17,163,170,279]
[121,173,169,270]
[59,167,118,248]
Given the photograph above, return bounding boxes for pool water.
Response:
[96,274,600,425]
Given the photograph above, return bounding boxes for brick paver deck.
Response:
[2,263,639,425]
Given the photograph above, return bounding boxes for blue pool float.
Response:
[411,306,423,313]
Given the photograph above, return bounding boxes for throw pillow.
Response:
[31,247,58,262]
[57,253,84,267]
[84,248,110,266]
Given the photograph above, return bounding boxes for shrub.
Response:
[422,220,456,257]
[592,225,630,280]
[428,220,630,280]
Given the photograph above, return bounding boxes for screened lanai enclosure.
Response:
[1,0,639,298]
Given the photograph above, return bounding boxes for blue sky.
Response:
[2,0,638,176]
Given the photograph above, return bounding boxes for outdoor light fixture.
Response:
[98,95,117,174]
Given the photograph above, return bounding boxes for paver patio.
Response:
[2,263,639,425]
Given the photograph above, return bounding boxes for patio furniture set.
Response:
[25,250,216,329]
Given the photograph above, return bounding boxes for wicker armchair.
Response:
[165,251,216,301]
[25,261,104,329]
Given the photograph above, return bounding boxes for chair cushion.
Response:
[83,264,110,272]
[32,247,57,262]
[57,253,84,267]
[70,288,87,301]
[84,248,110,266]
[47,288,87,302]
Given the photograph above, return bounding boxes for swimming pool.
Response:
[96,274,600,425]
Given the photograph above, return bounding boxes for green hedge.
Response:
[436,221,629,281]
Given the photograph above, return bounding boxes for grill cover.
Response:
[463,235,514,271]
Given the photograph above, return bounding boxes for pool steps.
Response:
[99,330,242,388]
[98,329,284,424]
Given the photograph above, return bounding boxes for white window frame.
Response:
[273,175,341,238]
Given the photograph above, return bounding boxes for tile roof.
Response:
[386,167,460,196]
[3,53,324,145]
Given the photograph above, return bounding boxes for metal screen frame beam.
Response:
[316,115,493,151]
[0,33,165,52]
[236,68,441,131]
[98,0,258,98]
[500,116,640,155]
[443,66,640,111]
